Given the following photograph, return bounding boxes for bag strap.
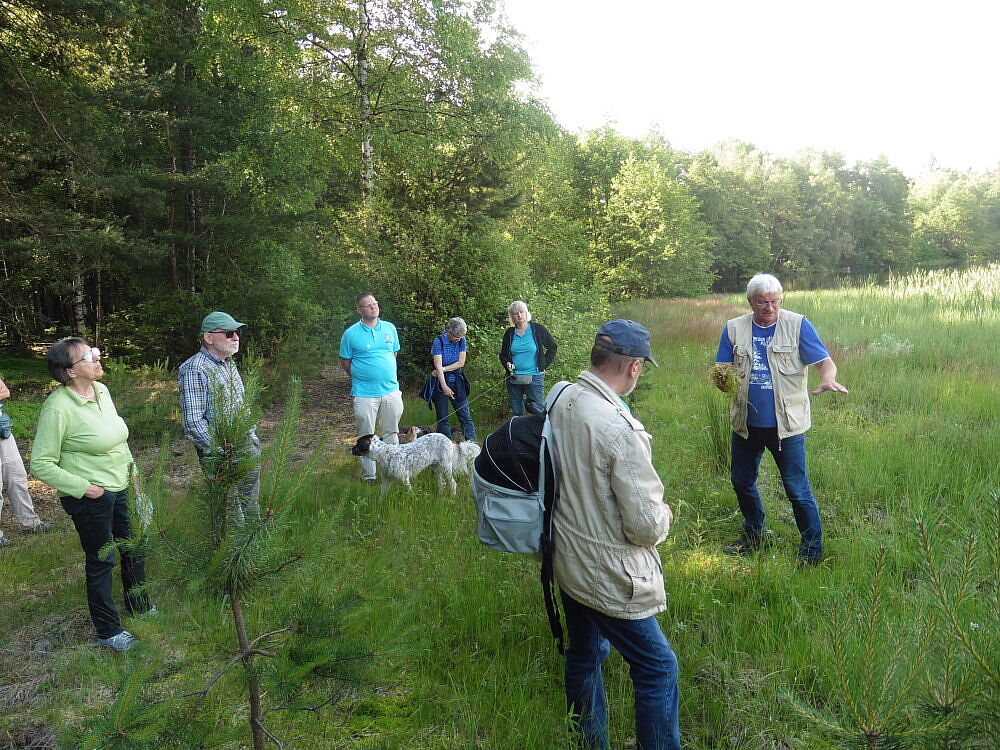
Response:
[539,381,571,655]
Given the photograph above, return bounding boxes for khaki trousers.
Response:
[1,434,42,536]
[353,390,404,480]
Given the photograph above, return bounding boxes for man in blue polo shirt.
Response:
[340,292,403,482]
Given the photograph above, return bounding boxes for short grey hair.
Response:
[507,300,531,326]
[746,273,783,301]
[446,317,467,338]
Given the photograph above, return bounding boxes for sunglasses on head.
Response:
[72,347,101,365]
[210,330,240,339]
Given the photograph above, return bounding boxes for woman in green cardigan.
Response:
[31,337,151,651]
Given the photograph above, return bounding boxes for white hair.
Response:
[446,317,468,337]
[746,274,783,300]
[507,300,531,326]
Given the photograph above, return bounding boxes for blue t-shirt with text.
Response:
[716,318,829,428]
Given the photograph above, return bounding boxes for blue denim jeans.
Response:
[61,489,150,639]
[506,373,545,416]
[730,428,823,559]
[431,376,476,441]
[561,591,681,750]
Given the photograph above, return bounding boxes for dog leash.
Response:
[421,375,510,430]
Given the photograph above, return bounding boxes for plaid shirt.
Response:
[177,348,254,454]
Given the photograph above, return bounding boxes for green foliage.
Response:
[594,155,715,298]
[75,662,175,749]
[785,547,942,748]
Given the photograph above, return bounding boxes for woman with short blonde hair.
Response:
[499,301,558,416]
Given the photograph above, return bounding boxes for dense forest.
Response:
[3,0,999,368]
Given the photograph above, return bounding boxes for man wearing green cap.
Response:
[178,311,260,514]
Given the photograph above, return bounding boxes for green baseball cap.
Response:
[201,311,246,333]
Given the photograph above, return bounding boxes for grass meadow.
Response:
[1,265,997,748]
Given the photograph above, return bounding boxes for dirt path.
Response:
[257,363,357,455]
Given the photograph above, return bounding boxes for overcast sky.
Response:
[501,0,1000,179]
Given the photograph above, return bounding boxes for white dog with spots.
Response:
[351,432,480,493]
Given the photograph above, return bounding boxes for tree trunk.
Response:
[72,267,88,337]
[229,588,266,750]
[357,0,373,197]
[94,263,102,345]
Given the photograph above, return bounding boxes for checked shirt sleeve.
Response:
[178,364,213,453]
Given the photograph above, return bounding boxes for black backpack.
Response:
[470,382,570,652]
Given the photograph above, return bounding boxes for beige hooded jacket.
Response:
[549,370,673,620]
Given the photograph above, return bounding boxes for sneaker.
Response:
[23,521,52,534]
[97,630,136,651]
[362,477,377,485]
[0,536,13,548]
[723,531,774,556]
[130,605,158,619]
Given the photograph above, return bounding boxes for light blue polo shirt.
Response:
[340,319,400,397]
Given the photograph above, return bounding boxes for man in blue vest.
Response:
[340,292,403,483]
[714,274,847,567]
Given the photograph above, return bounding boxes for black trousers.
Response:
[61,489,149,639]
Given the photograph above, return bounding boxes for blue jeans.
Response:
[431,376,476,441]
[561,591,681,750]
[61,490,150,639]
[506,374,545,416]
[730,428,823,559]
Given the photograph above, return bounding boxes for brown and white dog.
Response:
[351,432,480,493]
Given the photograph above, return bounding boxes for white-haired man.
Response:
[178,311,260,515]
[714,273,847,566]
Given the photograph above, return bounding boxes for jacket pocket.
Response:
[622,553,657,604]
[770,344,802,374]
[732,345,752,378]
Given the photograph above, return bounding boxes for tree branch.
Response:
[0,40,97,176]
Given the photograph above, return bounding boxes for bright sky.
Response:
[501,0,1000,179]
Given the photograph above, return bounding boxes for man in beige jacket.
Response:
[550,320,680,750]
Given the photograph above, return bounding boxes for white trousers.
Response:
[353,390,404,480]
[1,434,41,536]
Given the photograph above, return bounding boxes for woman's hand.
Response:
[83,484,105,499]
[443,385,455,399]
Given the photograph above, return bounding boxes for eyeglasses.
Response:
[210,330,240,339]
[751,299,781,308]
[72,347,101,365]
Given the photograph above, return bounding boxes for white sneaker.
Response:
[97,630,136,651]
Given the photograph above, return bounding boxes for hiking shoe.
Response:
[97,631,136,652]
[723,531,774,556]
[0,536,13,548]
[23,521,52,534]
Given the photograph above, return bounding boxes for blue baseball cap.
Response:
[595,319,658,366]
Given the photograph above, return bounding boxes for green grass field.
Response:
[1,266,997,748]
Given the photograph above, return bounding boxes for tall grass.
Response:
[2,265,997,747]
